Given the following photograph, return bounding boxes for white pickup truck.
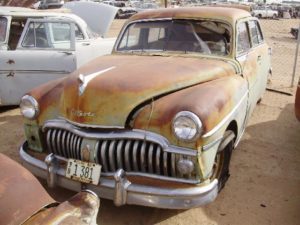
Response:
[252,6,278,19]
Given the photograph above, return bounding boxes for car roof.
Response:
[0,6,87,29]
[128,7,251,24]
[0,6,75,19]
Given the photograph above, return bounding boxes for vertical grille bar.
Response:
[46,129,52,153]
[171,153,176,177]
[124,140,132,171]
[100,141,109,172]
[108,141,116,171]
[69,134,75,159]
[116,140,124,169]
[76,136,82,159]
[155,146,161,175]
[140,142,146,172]
[51,129,57,154]
[148,143,154,174]
[66,132,71,158]
[163,151,168,176]
[56,130,62,156]
[61,130,67,157]
[132,141,139,171]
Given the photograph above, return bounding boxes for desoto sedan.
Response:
[19,7,271,209]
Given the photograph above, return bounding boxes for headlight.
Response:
[20,95,39,119]
[172,111,202,141]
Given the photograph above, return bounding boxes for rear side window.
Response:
[22,21,72,50]
[249,20,264,46]
[0,17,7,42]
[237,22,251,55]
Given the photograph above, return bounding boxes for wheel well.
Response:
[226,121,238,144]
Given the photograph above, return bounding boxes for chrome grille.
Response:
[44,123,198,181]
[46,128,83,160]
[97,139,178,177]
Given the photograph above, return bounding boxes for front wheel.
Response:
[211,131,234,192]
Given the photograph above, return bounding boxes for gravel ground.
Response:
[0,18,299,225]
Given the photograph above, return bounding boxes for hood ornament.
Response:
[78,66,115,95]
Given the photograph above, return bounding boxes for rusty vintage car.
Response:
[19,7,271,209]
[0,153,100,225]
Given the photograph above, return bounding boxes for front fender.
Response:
[133,75,248,149]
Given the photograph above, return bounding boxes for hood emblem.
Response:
[78,66,115,95]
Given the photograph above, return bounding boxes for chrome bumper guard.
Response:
[20,143,218,209]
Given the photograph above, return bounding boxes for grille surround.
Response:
[43,119,200,184]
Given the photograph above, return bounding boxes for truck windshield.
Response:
[116,19,231,56]
[0,17,7,43]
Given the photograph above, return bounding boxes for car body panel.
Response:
[0,153,100,225]
[0,153,54,225]
[29,54,237,127]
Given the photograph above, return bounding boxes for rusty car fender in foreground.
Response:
[0,153,99,225]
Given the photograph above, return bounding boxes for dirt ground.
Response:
[0,18,300,225]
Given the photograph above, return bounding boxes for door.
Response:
[0,18,76,106]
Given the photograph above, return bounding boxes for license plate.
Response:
[65,159,101,185]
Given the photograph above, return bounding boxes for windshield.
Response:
[0,17,7,43]
[116,20,231,56]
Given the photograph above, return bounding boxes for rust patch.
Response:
[23,191,100,225]
[0,154,54,225]
[29,54,236,127]
[133,75,247,147]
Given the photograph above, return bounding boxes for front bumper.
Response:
[20,142,218,209]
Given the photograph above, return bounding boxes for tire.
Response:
[211,131,234,192]
[272,14,277,19]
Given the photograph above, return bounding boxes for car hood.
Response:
[63,1,118,37]
[51,54,236,127]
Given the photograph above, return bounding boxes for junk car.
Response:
[0,153,100,225]
[0,2,117,106]
[20,7,271,209]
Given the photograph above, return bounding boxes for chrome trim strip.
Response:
[202,90,248,138]
[202,137,223,152]
[59,117,125,129]
[43,119,198,157]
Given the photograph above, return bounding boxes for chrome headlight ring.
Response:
[172,111,203,142]
[20,95,39,120]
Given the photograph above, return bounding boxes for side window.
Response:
[0,17,8,43]
[237,22,251,55]
[22,21,72,50]
[75,25,84,40]
[118,23,141,50]
[255,20,264,44]
[249,21,259,46]
[148,27,165,43]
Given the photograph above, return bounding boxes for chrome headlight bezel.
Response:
[20,95,39,120]
[172,111,203,142]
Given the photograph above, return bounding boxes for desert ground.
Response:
[0,18,299,225]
